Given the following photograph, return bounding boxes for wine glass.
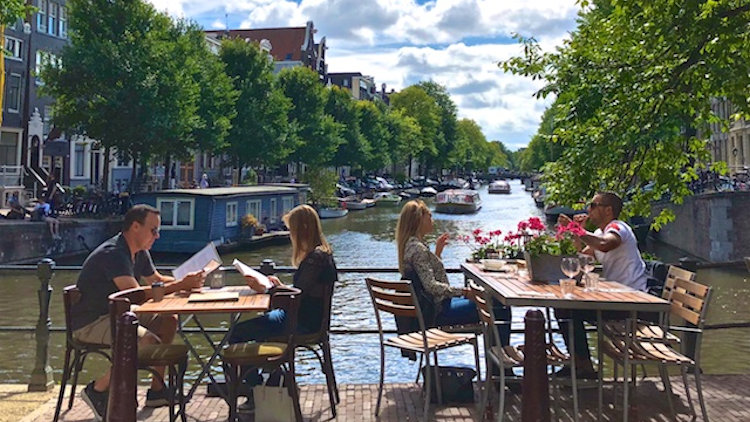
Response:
[579,255,595,291]
[560,257,581,280]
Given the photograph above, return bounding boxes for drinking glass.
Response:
[587,273,600,292]
[579,255,596,291]
[560,278,576,298]
[560,257,581,280]
[209,270,225,289]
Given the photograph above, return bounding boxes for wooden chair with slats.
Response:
[602,276,712,422]
[365,278,480,421]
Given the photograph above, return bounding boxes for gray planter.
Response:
[524,251,575,283]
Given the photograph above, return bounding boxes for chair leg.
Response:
[694,366,710,422]
[497,362,506,422]
[287,359,304,422]
[68,350,84,409]
[375,343,386,416]
[322,338,340,402]
[168,365,176,422]
[53,346,74,422]
[623,361,630,422]
[659,364,676,421]
[178,358,188,422]
[320,341,338,415]
[415,352,423,384]
[681,365,695,419]
[225,362,238,422]
[423,352,432,421]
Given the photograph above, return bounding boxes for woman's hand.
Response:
[435,233,450,258]
[268,276,283,286]
[244,275,268,293]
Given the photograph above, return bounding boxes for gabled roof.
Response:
[206,27,308,62]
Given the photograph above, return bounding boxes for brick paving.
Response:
[28,374,750,421]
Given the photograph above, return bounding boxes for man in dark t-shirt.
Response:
[71,204,205,421]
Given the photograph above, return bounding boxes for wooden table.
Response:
[136,286,270,401]
[462,262,670,420]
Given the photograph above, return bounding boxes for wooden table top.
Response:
[462,262,669,313]
[135,286,271,314]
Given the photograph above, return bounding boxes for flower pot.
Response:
[523,251,574,283]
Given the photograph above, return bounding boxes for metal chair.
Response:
[603,276,712,422]
[222,287,304,422]
[365,277,480,421]
[53,285,112,422]
[109,288,189,422]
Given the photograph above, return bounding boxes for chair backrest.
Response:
[63,284,81,343]
[663,265,696,300]
[668,277,712,329]
[365,278,426,336]
[467,281,502,348]
[270,287,302,358]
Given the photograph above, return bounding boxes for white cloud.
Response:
[145,0,578,149]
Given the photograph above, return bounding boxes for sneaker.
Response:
[238,397,255,414]
[145,387,172,408]
[81,382,108,422]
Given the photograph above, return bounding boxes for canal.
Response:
[1,179,749,386]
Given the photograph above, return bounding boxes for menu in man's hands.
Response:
[173,243,222,282]
[232,259,273,292]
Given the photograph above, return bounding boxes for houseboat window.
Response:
[282,196,293,214]
[270,198,278,223]
[157,198,194,229]
[246,200,261,221]
[226,202,238,227]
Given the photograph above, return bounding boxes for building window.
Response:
[74,144,85,177]
[47,1,57,36]
[226,202,238,227]
[116,152,129,167]
[246,200,261,221]
[157,198,194,230]
[269,198,278,223]
[5,74,22,113]
[59,6,67,38]
[4,37,23,60]
[282,196,294,215]
[0,132,20,166]
[37,0,47,33]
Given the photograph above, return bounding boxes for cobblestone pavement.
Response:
[25,374,750,421]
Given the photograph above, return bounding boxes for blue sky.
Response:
[146,0,581,150]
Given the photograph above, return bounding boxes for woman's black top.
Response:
[292,248,338,333]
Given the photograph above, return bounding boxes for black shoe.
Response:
[145,387,173,408]
[238,396,255,414]
[81,382,108,422]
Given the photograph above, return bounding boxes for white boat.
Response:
[318,208,349,219]
[420,187,438,197]
[340,198,368,210]
[488,180,511,194]
[435,189,482,214]
[374,192,402,205]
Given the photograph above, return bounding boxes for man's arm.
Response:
[143,270,175,285]
[579,231,622,253]
[115,271,203,298]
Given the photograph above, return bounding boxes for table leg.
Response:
[597,310,603,421]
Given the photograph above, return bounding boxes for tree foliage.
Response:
[416,81,458,171]
[389,86,441,173]
[502,0,750,227]
[325,85,368,169]
[517,104,564,172]
[357,100,390,171]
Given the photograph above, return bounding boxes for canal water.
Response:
[1,179,748,386]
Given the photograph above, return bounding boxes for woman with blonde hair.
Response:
[396,200,511,343]
[229,205,338,408]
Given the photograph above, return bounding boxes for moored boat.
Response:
[420,187,438,197]
[319,208,349,219]
[435,189,482,214]
[374,192,402,205]
[488,180,511,194]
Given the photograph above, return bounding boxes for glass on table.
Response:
[579,254,596,291]
[560,278,576,298]
[586,273,600,291]
[209,270,225,289]
[561,257,581,279]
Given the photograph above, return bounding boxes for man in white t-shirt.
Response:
[555,191,647,376]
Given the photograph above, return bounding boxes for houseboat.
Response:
[133,185,306,253]
[488,180,511,194]
[435,189,482,214]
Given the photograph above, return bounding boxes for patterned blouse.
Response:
[402,236,463,305]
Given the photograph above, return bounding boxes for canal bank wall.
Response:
[652,191,750,263]
[0,219,121,264]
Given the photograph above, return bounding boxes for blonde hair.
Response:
[283,204,331,266]
[396,200,431,273]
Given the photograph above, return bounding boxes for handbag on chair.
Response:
[253,371,297,422]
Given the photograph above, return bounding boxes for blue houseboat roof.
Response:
[149,186,300,197]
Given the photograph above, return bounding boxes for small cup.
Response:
[560,278,576,298]
[209,270,225,289]
[151,281,165,302]
[586,273,600,292]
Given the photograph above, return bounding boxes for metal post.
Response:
[522,309,550,422]
[107,311,138,422]
[28,258,55,392]
[259,259,276,276]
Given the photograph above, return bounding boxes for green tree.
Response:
[220,38,291,169]
[502,1,750,227]
[416,81,459,172]
[325,86,369,169]
[357,100,390,171]
[517,104,564,172]
[390,86,441,175]
[278,67,342,167]
[384,109,421,176]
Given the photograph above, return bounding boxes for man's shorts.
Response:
[72,307,163,346]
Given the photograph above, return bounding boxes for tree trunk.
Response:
[102,146,111,193]
[129,152,138,193]
[163,156,172,190]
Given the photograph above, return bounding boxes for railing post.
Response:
[107,311,138,422]
[522,309,550,422]
[28,258,55,392]
[259,259,276,276]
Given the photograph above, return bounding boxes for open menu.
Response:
[232,259,274,292]
[187,291,239,302]
[172,243,222,282]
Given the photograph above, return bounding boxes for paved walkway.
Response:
[18,374,750,421]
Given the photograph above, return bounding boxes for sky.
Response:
[145,0,581,151]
